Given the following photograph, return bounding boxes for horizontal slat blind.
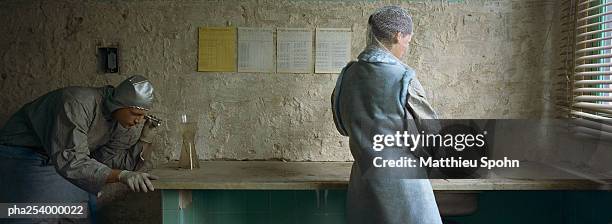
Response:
[570,0,612,137]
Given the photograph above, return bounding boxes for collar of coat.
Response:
[357,46,399,63]
[357,46,412,70]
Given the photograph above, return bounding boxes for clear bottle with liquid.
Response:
[178,114,200,169]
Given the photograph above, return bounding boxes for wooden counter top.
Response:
[150,161,612,191]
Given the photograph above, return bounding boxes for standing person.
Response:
[332,6,442,224]
[0,75,161,223]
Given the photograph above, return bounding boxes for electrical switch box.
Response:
[98,47,119,73]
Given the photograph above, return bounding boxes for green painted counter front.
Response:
[162,190,345,224]
[161,190,612,224]
[152,161,612,224]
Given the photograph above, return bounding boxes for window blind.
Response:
[561,0,612,139]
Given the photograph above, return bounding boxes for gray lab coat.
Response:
[332,47,442,224]
[0,86,146,194]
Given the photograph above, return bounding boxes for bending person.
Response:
[0,75,161,222]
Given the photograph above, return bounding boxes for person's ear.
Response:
[393,32,402,44]
[112,108,127,119]
[111,109,119,119]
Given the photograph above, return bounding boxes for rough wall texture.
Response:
[0,0,560,163]
[0,0,559,222]
[0,0,561,222]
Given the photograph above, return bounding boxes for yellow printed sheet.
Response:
[198,27,236,72]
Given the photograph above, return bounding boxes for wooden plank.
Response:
[149,161,612,191]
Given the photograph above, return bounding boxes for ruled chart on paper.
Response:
[198,27,236,72]
[238,27,274,73]
[315,28,351,74]
[276,28,313,73]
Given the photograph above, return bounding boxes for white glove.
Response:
[118,170,159,192]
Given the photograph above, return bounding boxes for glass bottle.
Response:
[178,114,200,169]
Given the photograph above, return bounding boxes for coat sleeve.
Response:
[406,78,441,134]
[331,62,355,137]
[47,97,112,194]
[91,124,145,171]
[331,88,348,136]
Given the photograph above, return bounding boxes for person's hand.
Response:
[118,170,159,192]
[139,115,161,143]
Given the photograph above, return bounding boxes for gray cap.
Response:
[367,6,413,48]
[106,75,154,112]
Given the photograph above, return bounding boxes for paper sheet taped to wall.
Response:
[238,27,274,73]
[198,27,236,72]
[315,28,351,74]
[276,28,313,73]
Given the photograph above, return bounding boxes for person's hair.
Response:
[368,6,413,47]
